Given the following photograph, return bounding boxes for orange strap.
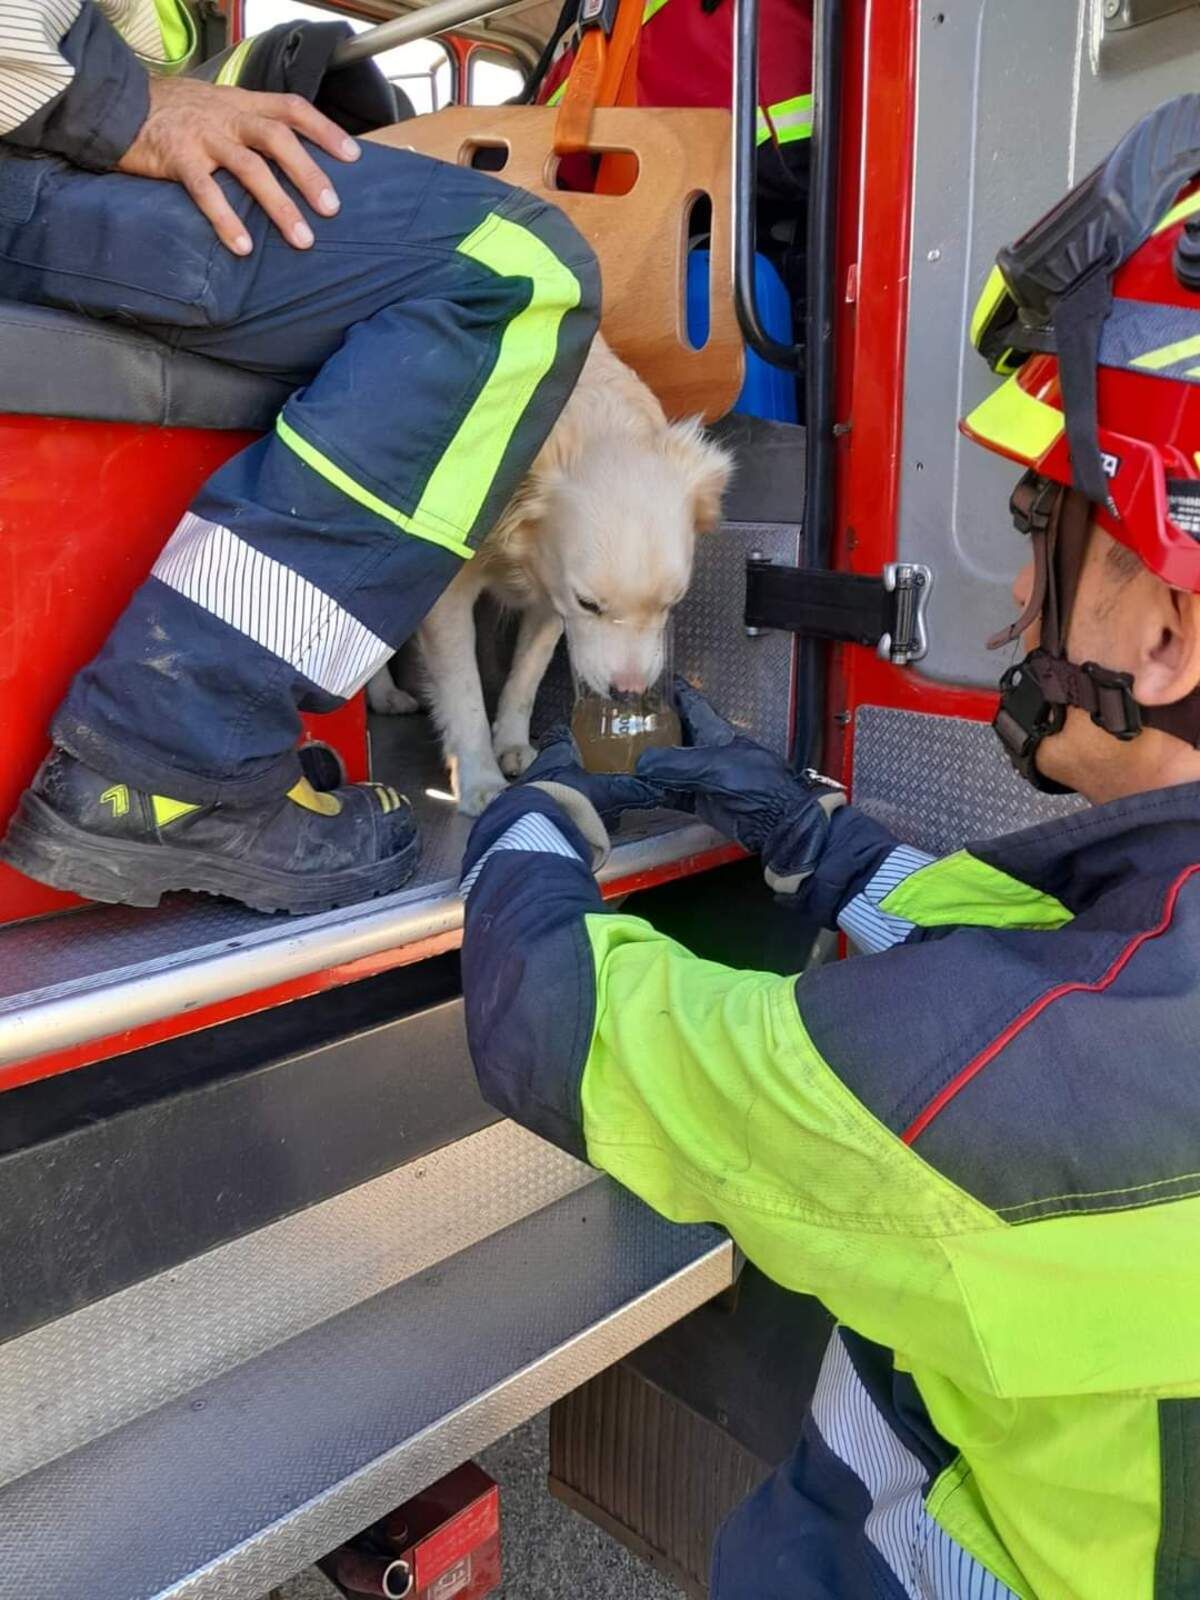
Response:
[597,0,642,106]
[553,0,644,155]
[554,28,607,154]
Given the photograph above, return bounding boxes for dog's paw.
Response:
[454,756,510,817]
[458,775,509,817]
[368,681,420,716]
[496,742,538,779]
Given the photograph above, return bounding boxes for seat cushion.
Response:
[0,301,293,431]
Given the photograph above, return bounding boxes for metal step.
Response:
[0,1127,731,1600]
[0,971,494,1346]
[0,800,724,1077]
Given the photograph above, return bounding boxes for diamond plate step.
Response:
[0,1173,732,1600]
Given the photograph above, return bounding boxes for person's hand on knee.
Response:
[116,77,361,256]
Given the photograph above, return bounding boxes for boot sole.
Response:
[0,793,421,916]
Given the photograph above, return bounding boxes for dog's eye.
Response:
[575,594,604,616]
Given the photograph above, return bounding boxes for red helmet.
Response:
[957,97,1200,788]
[962,199,1200,592]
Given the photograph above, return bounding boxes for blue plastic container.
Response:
[686,249,799,424]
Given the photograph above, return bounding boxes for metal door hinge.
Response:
[743,559,932,666]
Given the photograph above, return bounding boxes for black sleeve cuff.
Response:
[3,3,149,171]
[800,805,901,929]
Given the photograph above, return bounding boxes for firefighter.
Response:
[458,101,1200,1598]
[0,2,598,914]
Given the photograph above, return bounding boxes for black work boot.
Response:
[1,748,420,915]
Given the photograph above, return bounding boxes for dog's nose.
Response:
[610,673,647,695]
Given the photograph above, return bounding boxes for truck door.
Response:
[842,0,1200,836]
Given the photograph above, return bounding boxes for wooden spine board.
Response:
[368,107,743,422]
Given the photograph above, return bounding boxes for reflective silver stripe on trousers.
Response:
[153,512,392,699]
[810,1331,1020,1600]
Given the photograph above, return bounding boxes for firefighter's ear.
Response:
[661,419,734,534]
[1136,582,1200,706]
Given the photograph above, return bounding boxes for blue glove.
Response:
[636,681,846,891]
[521,727,662,827]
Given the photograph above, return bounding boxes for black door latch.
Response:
[743,559,932,666]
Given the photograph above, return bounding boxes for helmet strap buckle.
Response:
[1078,661,1142,740]
[993,653,1070,792]
[1009,471,1060,537]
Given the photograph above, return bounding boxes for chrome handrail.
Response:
[330,0,533,66]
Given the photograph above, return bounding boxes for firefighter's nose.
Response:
[1013,559,1035,612]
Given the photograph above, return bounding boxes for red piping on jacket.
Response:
[900,863,1200,1146]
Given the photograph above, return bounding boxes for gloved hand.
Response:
[637,680,846,892]
[521,727,662,827]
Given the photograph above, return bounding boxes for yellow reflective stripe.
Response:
[970,263,1008,352]
[368,782,404,814]
[150,0,197,69]
[100,784,129,819]
[151,794,200,827]
[216,36,255,86]
[275,416,475,561]
[282,201,584,566]
[287,777,343,816]
[880,850,1073,930]
[546,81,566,105]
[1130,332,1200,372]
[1154,190,1200,237]
[757,93,814,146]
[415,213,582,539]
[964,374,1063,461]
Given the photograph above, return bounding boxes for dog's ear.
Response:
[660,419,734,534]
[492,463,563,562]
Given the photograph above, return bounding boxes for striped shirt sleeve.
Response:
[837,844,936,953]
[0,1,84,135]
[460,811,584,898]
[0,2,179,141]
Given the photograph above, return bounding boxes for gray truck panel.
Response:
[900,0,1200,689]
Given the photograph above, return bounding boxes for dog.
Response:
[367,335,733,815]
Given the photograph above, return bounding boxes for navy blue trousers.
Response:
[0,142,598,803]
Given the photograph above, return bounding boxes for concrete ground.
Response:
[274,1413,685,1600]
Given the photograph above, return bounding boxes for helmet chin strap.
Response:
[988,473,1200,794]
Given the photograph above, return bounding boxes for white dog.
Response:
[367,336,733,815]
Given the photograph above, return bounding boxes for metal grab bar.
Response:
[803,0,841,563]
[330,0,532,67]
[730,0,803,370]
[794,0,842,768]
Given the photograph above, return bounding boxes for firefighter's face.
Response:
[1029,527,1200,798]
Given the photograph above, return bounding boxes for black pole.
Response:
[793,0,842,767]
